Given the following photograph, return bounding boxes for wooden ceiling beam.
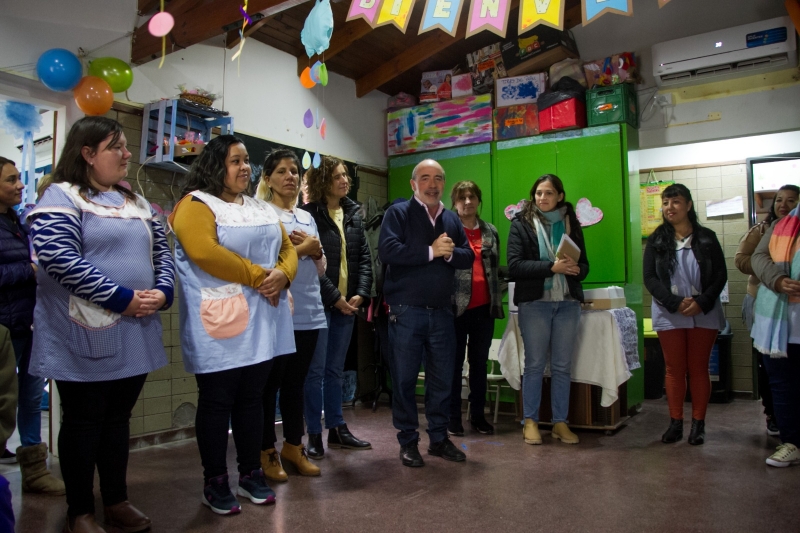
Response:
[137,0,163,16]
[131,0,302,65]
[296,19,373,76]
[225,16,272,49]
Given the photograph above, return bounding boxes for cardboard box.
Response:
[495,73,547,107]
[501,25,579,77]
[466,43,507,95]
[420,70,453,103]
[451,73,474,98]
[538,97,586,133]
[493,104,539,141]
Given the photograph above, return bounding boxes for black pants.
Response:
[195,360,272,482]
[56,374,147,517]
[262,329,319,448]
[450,304,495,421]
[757,351,775,418]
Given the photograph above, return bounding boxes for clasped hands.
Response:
[432,233,454,260]
[290,229,322,259]
[551,256,580,276]
[257,269,289,307]
[677,297,702,317]
[122,289,167,318]
[776,276,800,299]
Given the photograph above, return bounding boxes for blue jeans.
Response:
[518,300,581,423]
[303,310,354,434]
[11,335,43,447]
[763,343,800,445]
[387,305,455,446]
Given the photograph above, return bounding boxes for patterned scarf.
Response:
[751,205,800,358]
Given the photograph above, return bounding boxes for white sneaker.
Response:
[765,443,800,468]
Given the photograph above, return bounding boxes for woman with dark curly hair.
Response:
[170,135,297,515]
[300,156,372,459]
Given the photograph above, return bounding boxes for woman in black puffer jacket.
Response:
[300,156,372,459]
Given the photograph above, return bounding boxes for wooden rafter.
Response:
[131,0,301,65]
[226,16,272,49]
[137,0,163,16]
[296,18,373,76]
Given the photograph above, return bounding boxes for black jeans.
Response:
[262,329,319,448]
[757,351,775,418]
[195,360,272,482]
[450,304,495,421]
[56,374,147,517]
[762,343,800,445]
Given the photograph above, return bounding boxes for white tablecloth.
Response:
[497,308,638,407]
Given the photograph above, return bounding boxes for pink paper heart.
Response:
[505,200,527,221]
[576,197,603,227]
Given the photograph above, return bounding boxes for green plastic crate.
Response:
[587,83,638,129]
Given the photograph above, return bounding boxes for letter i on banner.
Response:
[519,0,565,33]
[347,0,381,26]
[419,0,466,36]
[375,0,418,32]
[466,0,512,38]
[582,0,633,26]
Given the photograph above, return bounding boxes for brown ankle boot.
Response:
[103,501,150,532]
[63,514,107,533]
[17,443,66,495]
[280,441,320,476]
[261,448,288,482]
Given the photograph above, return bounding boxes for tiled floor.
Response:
[5,398,800,532]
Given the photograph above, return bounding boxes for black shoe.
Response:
[327,424,372,450]
[688,418,705,446]
[470,416,494,435]
[0,448,16,464]
[661,418,683,444]
[400,441,424,467]
[447,419,464,437]
[428,437,466,462]
[766,416,780,437]
[307,433,324,459]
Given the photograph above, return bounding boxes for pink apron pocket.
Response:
[200,283,250,339]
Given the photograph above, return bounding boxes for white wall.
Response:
[570,0,800,149]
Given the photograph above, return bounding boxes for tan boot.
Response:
[17,443,66,495]
[261,448,288,483]
[280,441,320,477]
[63,513,107,533]
[552,422,580,444]
[523,419,542,445]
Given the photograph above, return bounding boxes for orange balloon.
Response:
[73,76,114,116]
[300,67,316,89]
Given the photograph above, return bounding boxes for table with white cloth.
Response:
[497,307,640,431]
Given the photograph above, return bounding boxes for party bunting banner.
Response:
[419,0,466,36]
[519,0,565,33]
[347,0,381,26]
[375,0,418,32]
[658,0,672,7]
[466,0,512,38]
[582,0,633,26]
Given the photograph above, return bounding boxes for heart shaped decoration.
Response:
[576,197,603,227]
[505,200,527,221]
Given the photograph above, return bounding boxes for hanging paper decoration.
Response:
[419,0,466,36]
[319,63,329,86]
[657,0,672,7]
[375,0,418,33]
[300,66,316,88]
[347,0,381,27]
[312,152,321,168]
[302,151,312,169]
[575,198,603,227]
[301,0,334,57]
[582,0,633,26]
[519,0,565,33]
[0,102,43,207]
[310,60,323,83]
[148,1,174,68]
[36,48,82,92]
[303,109,314,128]
[231,0,251,74]
[466,0,512,38]
[320,118,327,139]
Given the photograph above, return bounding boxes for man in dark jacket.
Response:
[378,159,473,467]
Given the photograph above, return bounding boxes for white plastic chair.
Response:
[487,339,518,424]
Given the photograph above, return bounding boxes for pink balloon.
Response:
[149,12,175,37]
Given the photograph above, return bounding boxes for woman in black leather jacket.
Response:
[300,157,372,459]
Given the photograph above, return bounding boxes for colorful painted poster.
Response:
[347,0,381,26]
[419,0,466,36]
[582,0,633,26]
[466,0,512,38]
[493,104,539,140]
[387,94,493,155]
[519,0,565,33]
[376,0,418,32]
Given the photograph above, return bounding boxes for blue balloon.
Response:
[36,49,82,92]
[300,0,333,58]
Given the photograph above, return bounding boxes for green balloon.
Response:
[319,63,328,86]
[88,57,134,93]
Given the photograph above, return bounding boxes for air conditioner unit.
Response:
[652,16,797,88]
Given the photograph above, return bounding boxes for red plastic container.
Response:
[538,98,587,133]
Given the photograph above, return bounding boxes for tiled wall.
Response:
[356,168,388,207]
[640,163,753,393]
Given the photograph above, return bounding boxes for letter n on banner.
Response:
[347,0,381,26]
[466,0,512,38]
[419,0,466,36]
[375,0,418,32]
[582,0,633,26]
[519,0,565,33]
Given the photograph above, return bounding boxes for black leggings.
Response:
[262,329,319,448]
[195,360,272,482]
[56,374,147,517]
